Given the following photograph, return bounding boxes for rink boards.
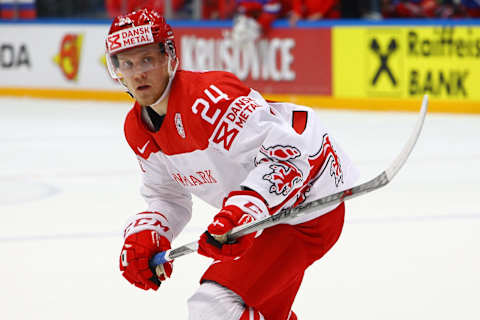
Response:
[0,19,479,113]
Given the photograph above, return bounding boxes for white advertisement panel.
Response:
[0,23,118,90]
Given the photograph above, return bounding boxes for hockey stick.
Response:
[150,95,428,268]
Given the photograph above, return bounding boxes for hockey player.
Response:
[106,8,358,320]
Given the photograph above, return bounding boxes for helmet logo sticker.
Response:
[107,25,154,54]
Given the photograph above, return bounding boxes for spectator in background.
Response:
[381,0,438,17]
[202,0,236,19]
[340,0,383,18]
[461,0,480,16]
[231,0,290,42]
[433,0,467,18]
[381,0,472,18]
[105,0,185,17]
[236,0,289,33]
[289,0,340,26]
[0,0,36,19]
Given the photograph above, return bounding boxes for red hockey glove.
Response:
[119,212,173,291]
[198,190,269,261]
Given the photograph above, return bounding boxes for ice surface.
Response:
[0,97,479,320]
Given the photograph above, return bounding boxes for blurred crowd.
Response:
[1,0,479,23]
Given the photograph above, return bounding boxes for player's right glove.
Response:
[198,190,269,261]
[119,211,173,291]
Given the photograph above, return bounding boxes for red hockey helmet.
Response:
[105,8,177,80]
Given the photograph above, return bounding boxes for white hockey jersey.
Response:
[124,70,358,242]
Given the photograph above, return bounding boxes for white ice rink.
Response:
[0,97,479,320]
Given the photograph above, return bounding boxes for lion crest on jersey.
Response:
[258,145,303,196]
[309,134,343,187]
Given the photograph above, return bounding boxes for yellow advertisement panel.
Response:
[334,26,480,101]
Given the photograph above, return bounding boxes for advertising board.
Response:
[1,21,479,112]
[334,25,480,101]
[0,24,115,90]
[0,23,332,96]
[176,27,332,95]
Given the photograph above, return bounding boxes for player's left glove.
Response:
[198,190,269,261]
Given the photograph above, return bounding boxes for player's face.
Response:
[116,44,169,107]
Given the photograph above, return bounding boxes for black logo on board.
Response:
[370,38,398,86]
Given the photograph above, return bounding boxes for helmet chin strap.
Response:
[149,57,179,110]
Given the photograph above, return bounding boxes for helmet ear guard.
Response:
[110,54,119,68]
[165,39,176,60]
[105,51,122,81]
[163,38,178,78]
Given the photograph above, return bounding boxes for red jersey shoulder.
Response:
[170,71,251,125]
[172,70,251,108]
[158,71,252,152]
[124,103,159,159]
[123,71,253,157]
